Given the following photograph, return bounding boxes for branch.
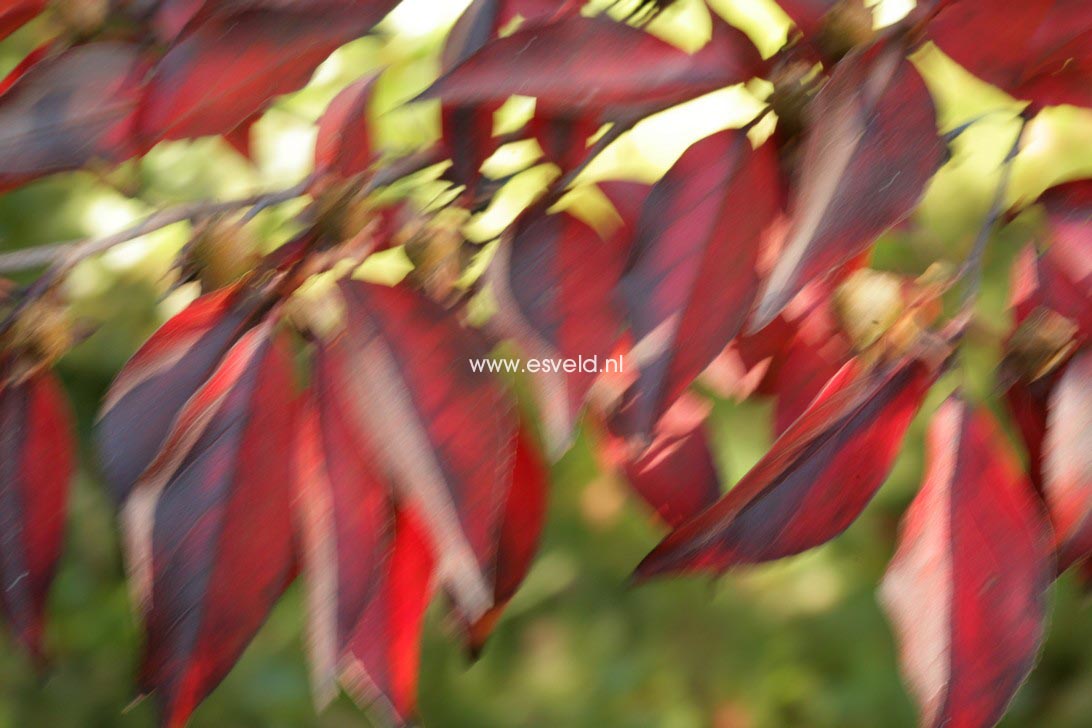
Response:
[0,180,310,275]
[0,179,311,339]
[957,114,1029,308]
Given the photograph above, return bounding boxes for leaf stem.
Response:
[957,114,1029,309]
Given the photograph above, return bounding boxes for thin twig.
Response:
[0,179,311,338]
[957,114,1029,309]
[0,179,310,275]
[361,146,447,194]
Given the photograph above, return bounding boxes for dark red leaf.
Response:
[122,324,297,728]
[0,369,73,659]
[1015,29,1092,111]
[880,397,1051,728]
[0,41,53,97]
[0,43,146,189]
[634,355,934,579]
[419,14,763,116]
[0,0,45,41]
[319,280,516,621]
[221,112,260,161]
[1038,180,1092,335]
[598,179,653,238]
[530,113,601,172]
[1004,372,1057,490]
[466,425,548,654]
[926,1,1092,110]
[138,7,389,144]
[1043,347,1092,571]
[96,285,268,503]
[340,506,435,724]
[438,0,510,196]
[294,380,391,705]
[314,74,378,181]
[499,0,581,26]
[751,42,943,329]
[150,0,402,42]
[150,0,206,41]
[489,208,628,449]
[618,130,781,435]
[926,1,1053,92]
[768,280,854,434]
[599,392,721,528]
[440,104,498,198]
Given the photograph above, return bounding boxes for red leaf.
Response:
[138,6,389,144]
[440,104,498,198]
[122,324,297,728]
[634,356,934,579]
[221,112,260,161]
[438,0,509,195]
[1004,372,1057,490]
[1043,347,1092,571]
[768,281,854,434]
[0,41,53,97]
[294,381,391,705]
[419,14,763,115]
[0,0,45,41]
[340,506,435,723]
[1014,29,1092,111]
[598,179,654,240]
[96,285,268,503]
[314,74,378,180]
[530,113,601,172]
[599,393,721,528]
[0,43,146,189]
[151,0,206,41]
[1038,180,1092,335]
[466,425,548,654]
[751,42,943,329]
[319,280,516,621]
[489,208,628,449]
[880,397,1051,728]
[927,1,1054,92]
[499,0,580,26]
[0,369,73,659]
[618,130,781,435]
[926,1,1092,110]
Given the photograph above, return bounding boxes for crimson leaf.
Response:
[0,368,73,660]
[96,285,268,503]
[122,324,297,728]
[752,41,944,329]
[0,43,146,189]
[635,356,934,579]
[618,129,781,435]
[880,397,1051,728]
[319,280,516,621]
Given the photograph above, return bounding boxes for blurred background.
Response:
[3,0,1092,725]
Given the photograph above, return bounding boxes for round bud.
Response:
[189,217,261,291]
[53,0,109,37]
[834,268,905,350]
[818,0,876,62]
[3,295,74,374]
[1005,308,1079,381]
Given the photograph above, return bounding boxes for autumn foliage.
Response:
[0,0,1089,726]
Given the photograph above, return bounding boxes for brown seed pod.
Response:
[188,216,261,291]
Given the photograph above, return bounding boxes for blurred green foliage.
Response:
[3,1,1092,726]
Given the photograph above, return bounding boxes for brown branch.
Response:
[0,179,312,338]
[0,180,310,275]
[957,114,1029,309]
